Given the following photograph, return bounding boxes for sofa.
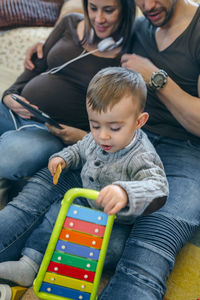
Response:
[0,0,83,98]
[0,1,200,299]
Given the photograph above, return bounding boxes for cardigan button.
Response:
[102,150,108,155]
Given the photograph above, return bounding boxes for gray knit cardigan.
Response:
[50,130,168,224]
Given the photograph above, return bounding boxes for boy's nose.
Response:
[99,130,110,140]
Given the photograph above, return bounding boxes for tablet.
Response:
[11,94,62,129]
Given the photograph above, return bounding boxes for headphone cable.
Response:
[42,48,98,75]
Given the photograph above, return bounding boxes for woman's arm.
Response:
[2,94,38,119]
[46,123,88,145]
[24,0,83,70]
[2,17,68,100]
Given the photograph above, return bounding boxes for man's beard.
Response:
[145,0,178,27]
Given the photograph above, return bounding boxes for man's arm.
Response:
[121,53,200,137]
[24,41,45,70]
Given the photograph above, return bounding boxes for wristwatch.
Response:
[148,69,168,92]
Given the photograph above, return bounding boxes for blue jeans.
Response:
[0,167,82,262]
[1,131,200,299]
[99,131,200,299]
[0,102,63,180]
[0,166,131,269]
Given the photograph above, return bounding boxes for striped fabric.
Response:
[0,0,64,29]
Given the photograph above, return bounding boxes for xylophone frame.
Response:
[33,188,116,300]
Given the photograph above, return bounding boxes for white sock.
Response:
[0,255,39,287]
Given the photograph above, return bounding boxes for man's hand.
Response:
[96,185,128,215]
[121,53,158,85]
[46,123,87,144]
[24,41,45,70]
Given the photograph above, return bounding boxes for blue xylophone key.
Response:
[40,282,91,300]
[67,205,108,225]
[56,240,100,260]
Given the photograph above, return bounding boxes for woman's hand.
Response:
[24,41,45,70]
[96,185,128,215]
[2,94,39,119]
[46,123,88,144]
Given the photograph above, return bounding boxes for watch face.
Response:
[148,70,168,92]
[154,73,165,87]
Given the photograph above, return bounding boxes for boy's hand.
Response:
[48,157,66,177]
[96,185,128,215]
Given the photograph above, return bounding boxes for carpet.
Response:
[164,228,200,300]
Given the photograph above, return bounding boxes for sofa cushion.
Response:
[0,0,64,29]
[0,27,52,97]
[0,0,83,98]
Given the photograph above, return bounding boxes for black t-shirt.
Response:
[131,6,200,143]
[3,13,121,131]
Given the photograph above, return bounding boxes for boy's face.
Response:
[87,95,148,153]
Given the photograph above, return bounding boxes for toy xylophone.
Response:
[33,188,116,300]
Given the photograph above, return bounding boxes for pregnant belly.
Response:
[21,73,89,130]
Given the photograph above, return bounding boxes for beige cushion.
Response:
[0,0,83,99]
[0,27,52,98]
[58,0,83,21]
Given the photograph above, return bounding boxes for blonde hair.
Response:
[87,67,147,113]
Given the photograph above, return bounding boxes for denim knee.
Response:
[100,243,168,300]
[131,213,198,261]
[0,129,63,180]
[99,237,170,300]
[99,212,198,300]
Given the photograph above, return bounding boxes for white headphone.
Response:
[42,37,123,75]
[97,37,123,51]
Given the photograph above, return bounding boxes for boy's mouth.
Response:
[101,145,112,151]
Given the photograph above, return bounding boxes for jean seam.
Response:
[119,264,165,295]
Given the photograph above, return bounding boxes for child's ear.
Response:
[136,112,149,129]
